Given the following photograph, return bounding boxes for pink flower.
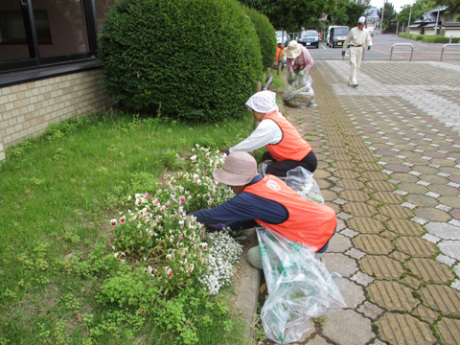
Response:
[143,193,151,198]
[165,267,173,278]
[110,219,117,226]
[114,252,120,259]
[201,243,207,250]
[179,196,186,203]
[120,216,126,223]
[152,198,159,205]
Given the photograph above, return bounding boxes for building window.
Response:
[0,0,115,79]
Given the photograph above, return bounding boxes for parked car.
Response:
[297,30,320,48]
[326,26,349,48]
[367,24,375,36]
[276,31,291,47]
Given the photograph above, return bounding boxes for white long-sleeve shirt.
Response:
[343,26,372,50]
[229,118,282,153]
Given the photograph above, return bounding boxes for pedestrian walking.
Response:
[342,16,373,87]
[226,90,317,177]
[191,152,336,269]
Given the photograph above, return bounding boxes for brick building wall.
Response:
[0,69,115,162]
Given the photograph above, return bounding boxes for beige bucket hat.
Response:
[284,40,303,59]
[213,152,258,186]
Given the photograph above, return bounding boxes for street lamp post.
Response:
[434,7,440,35]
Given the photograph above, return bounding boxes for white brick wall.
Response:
[0,69,115,162]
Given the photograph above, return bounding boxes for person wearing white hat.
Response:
[341,16,373,87]
[284,40,314,77]
[191,152,337,268]
[225,90,317,177]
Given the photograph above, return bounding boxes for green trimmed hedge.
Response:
[98,0,263,122]
[243,6,277,69]
[399,32,460,43]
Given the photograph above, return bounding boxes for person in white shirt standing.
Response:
[341,16,373,87]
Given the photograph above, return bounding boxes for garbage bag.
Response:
[279,166,324,204]
[282,71,315,108]
[257,228,345,344]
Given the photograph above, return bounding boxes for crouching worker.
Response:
[226,90,317,177]
[191,152,337,269]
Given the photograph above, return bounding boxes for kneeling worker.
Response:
[191,152,337,269]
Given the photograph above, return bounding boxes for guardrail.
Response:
[390,43,414,61]
[440,43,460,61]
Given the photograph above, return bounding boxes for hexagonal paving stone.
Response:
[321,253,359,277]
[427,183,460,196]
[334,161,356,170]
[361,171,389,181]
[419,285,460,316]
[366,180,396,192]
[405,194,438,207]
[333,170,360,179]
[335,278,366,308]
[359,255,405,280]
[353,235,394,255]
[376,312,436,345]
[368,281,419,312]
[322,309,374,345]
[436,318,460,345]
[378,204,414,219]
[336,179,366,190]
[394,236,438,257]
[414,207,452,222]
[346,217,384,234]
[412,304,439,324]
[343,202,378,217]
[372,191,405,205]
[397,182,429,194]
[360,162,387,171]
[386,219,425,236]
[406,258,455,283]
[339,190,370,202]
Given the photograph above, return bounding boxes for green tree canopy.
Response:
[378,2,397,28]
[396,0,436,26]
[239,0,329,32]
[327,0,371,27]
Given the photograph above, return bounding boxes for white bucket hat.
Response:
[213,152,258,186]
[284,40,303,59]
[245,90,279,114]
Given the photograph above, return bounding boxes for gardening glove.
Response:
[208,223,227,230]
[224,149,230,156]
[368,45,372,51]
[341,50,345,57]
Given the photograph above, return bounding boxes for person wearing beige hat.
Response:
[226,90,317,177]
[284,40,314,76]
[191,152,336,269]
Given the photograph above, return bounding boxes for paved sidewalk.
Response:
[253,60,460,345]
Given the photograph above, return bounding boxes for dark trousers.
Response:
[262,150,317,177]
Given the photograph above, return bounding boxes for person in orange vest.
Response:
[275,43,286,70]
[225,90,317,177]
[191,152,336,269]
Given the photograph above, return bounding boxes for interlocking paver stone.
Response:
[322,310,374,345]
[436,318,460,345]
[406,258,455,283]
[412,305,439,324]
[353,235,393,255]
[376,312,436,345]
[359,255,405,280]
[368,281,419,312]
[371,191,404,205]
[393,236,438,257]
[419,285,460,315]
[346,217,384,234]
[338,190,370,202]
[386,218,425,236]
[343,202,377,217]
[377,204,414,219]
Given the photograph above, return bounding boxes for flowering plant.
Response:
[110,145,242,295]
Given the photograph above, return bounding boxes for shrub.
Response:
[243,6,277,69]
[98,0,263,122]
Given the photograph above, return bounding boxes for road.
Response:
[308,33,460,62]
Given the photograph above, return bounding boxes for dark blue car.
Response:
[297,30,319,49]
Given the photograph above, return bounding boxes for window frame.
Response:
[0,0,101,88]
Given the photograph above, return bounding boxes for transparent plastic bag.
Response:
[257,228,345,344]
[279,166,324,204]
[282,71,315,108]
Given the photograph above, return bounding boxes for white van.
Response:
[326,26,349,48]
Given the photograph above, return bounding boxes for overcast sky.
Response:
[370,0,416,12]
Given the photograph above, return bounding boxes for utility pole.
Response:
[381,0,386,33]
[435,7,440,35]
[408,5,412,30]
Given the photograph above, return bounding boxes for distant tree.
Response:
[327,0,371,27]
[397,0,436,26]
[239,0,329,32]
[378,2,396,28]
[435,0,460,15]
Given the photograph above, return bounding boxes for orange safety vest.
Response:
[244,175,336,250]
[275,46,285,62]
[264,111,312,161]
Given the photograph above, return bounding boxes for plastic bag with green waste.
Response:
[257,228,345,344]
